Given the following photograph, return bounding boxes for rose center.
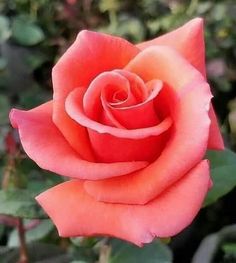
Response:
[112,88,128,103]
[66,69,172,163]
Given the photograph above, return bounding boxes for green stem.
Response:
[109,9,117,30]
[187,0,199,16]
[99,244,111,263]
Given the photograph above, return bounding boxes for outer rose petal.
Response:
[85,47,212,204]
[9,102,148,180]
[52,30,139,160]
[137,18,224,150]
[137,18,206,76]
[208,104,224,149]
[36,160,210,246]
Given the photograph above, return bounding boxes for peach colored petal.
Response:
[102,80,162,129]
[10,102,149,180]
[83,71,131,125]
[66,87,171,162]
[208,104,224,150]
[36,160,210,246]
[126,45,204,90]
[137,18,206,76]
[65,88,172,139]
[85,79,212,204]
[88,129,167,163]
[52,30,139,159]
[84,47,212,203]
[137,18,224,150]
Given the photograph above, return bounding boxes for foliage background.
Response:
[0,0,236,262]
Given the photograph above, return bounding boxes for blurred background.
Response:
[0,0,236,262]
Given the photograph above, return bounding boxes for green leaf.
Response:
[109,239,173,263]
[206,149,236,168]
[0,57,7,71]
[222,243,236,256]
[0,94,10,124]
[12,17,45,46]
[0,15,11,43]
[24,53,47,71]
[0,224,4,239]
[99,0,121,12]
[204,149,236,207]
[0,189,47,219]
[8,220,54,247]
[0,243,70,263]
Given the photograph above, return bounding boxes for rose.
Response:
[10,18,224,246]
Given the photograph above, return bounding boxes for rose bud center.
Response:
[66,70,172,163]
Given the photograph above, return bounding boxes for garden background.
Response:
[0,0,236,262]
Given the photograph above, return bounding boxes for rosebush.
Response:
[10,18,224,246]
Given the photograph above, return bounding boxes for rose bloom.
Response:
[10,18,224,246]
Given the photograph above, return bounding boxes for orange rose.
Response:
[10,18,224,246]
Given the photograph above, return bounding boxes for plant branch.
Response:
[17,218,29,263]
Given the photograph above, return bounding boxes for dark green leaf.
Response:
[204,149,236,206]
[109,239,172,263]
[12,17,45,46]
[0,243,70,263]
[0,94,10,124]
[206,149,236,168]
[0,224,4,239]
[0,189,47,219]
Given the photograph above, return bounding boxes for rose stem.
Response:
[98,244,111,263]
[17,218,29,263]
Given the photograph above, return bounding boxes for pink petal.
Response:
[83,71,131,125]
[208,104,224,150]
[52,30,139,159]
[85,47,212,204]
[10,102,148,180]
[126,45,204,89]
[102,80,162,129]
[88,129,167,163]
[137,18,206,76]
[137,18,224,150]
[66,87,171,162]
[66,87,172,139]
[36,160,210,246]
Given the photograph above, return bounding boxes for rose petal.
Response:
[85,79,212,204]
[126,45,204,89]
[83,71,131,127]
[66,88,172,139]
[102,80,162,129]
[36,160,210,246]
[137,18,206,76]
[137,18,224,150]
[10,102,149,180]
[52,30,139,159]
[111,70,148,106]
[66,87,171,162]
[208,104,224,150]
[88,129,167,163]
[84,46,211,192]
